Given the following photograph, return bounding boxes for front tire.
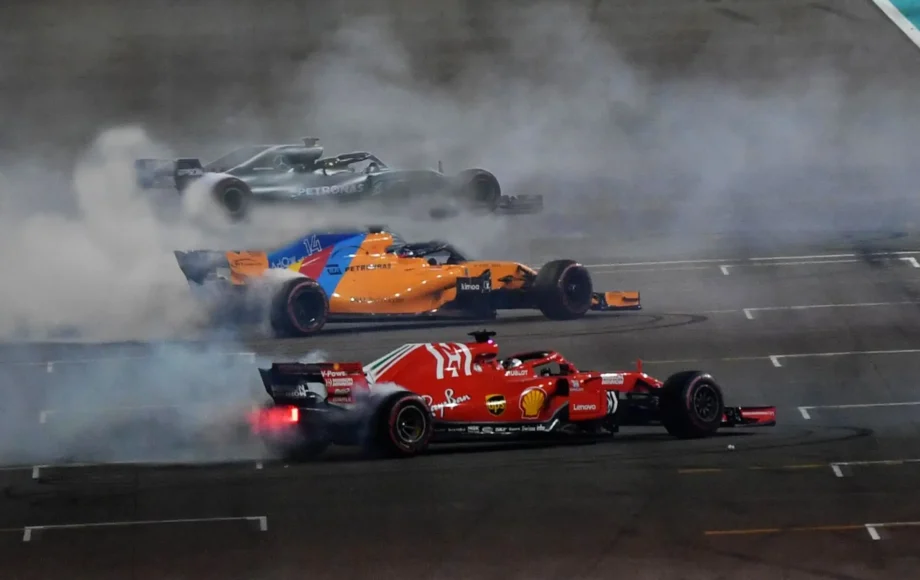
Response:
[455,168,501,212]
[533,259,594,320]
[659,371,725,439]
[269,277,329,337]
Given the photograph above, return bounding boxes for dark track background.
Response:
[3,0,920,579]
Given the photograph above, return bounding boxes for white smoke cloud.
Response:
[0,342,335,465]
[5,2,915,343]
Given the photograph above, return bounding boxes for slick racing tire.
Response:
[455,168,501,212]
[212,177,253,222]
[365,392,433,458]
[269,277,329,337]
[533,259,594,320]
[658,371,725,439]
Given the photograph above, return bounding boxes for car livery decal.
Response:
[316,240,366,296]
[363,343,423,383]
[266,231,366,294]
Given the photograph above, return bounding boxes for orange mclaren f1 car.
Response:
[174,227,640,336]
[249,330,777,459]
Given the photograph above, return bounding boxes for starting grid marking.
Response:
[705,520,920,541]
[647,348,920,368]
[586,251,920,276]
[680,458,920,478]
[25,460,270,480]
[797,401,920,420]
[1,352,257,374]
[18,516,268,542]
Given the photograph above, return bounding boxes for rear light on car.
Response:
[249,405,300,434]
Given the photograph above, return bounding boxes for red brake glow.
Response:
[249,405,300,434]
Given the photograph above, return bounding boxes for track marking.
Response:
[864,521,920,540]
[32,460,175,479]
[797,401,920,420]
[3,351,257,372]
[720,257,919,274]
[31,460,267,479]
[683,460,920,478]
[649,348,920,367]
[678,463,826,475]
[585,250,920,269]
[774,348,920,365]
[591,265,713,274]
[868,0,920,50]
[704,524,866,536]
[830,459,920,477]
[707,521,920,539]
[21,516,268,542]
[743,301,920,319]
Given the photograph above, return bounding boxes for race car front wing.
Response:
[591,291,641,311]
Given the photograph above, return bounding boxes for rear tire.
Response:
[533,259,594,320]
[269,277,329,337]
[659,371,725,439]
[365,392,433,458]
[213,178,253,222]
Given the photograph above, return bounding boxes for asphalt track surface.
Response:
[5,1,920,579]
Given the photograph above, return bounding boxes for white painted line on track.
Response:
[649,348,920,368]
[776,348,920,362]
[864,521,920,541]
[3,352,258,372]
[867,0,920,51]
[591,265,713,274]
[22,516,268,542]
[720,257,919,274]
[32,460,167,479]
[743,301,920,319]
[31,460,267,479]
[585,250,920,269]
[830,459,920,478]
[797,401,920,420]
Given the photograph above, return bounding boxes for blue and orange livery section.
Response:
[175,227,641,334]
[264,231,371,296]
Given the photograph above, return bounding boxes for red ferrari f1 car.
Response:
[250,331,776,459]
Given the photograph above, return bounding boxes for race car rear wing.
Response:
[135,158,204,192]
[258,362,366,404]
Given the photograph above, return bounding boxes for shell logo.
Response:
[519,387,546,419]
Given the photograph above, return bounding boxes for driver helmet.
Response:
[506,358,523,368]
